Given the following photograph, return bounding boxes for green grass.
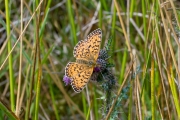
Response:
[0,0,180,119]
[5,0,15,112]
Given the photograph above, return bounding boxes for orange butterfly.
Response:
[65,28,102,93]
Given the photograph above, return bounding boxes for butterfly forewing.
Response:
[73,28,102,61]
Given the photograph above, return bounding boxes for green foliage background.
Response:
[0,0,180,120]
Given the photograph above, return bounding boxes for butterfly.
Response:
[65,28,102,93]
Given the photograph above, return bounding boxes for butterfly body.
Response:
[65,28,102,93]
[76,59,96,67]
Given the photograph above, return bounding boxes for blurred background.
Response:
[0,0,180,120]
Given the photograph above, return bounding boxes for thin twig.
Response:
[86,86,93,120]
[105,62,133,120]
[114,0,132,59]
[0,0,44,71]
[15,0,23,117]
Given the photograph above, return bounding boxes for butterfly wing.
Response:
[65,62,94,93]
[73,28,102,61]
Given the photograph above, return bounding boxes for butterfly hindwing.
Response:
[65,62,94,93]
